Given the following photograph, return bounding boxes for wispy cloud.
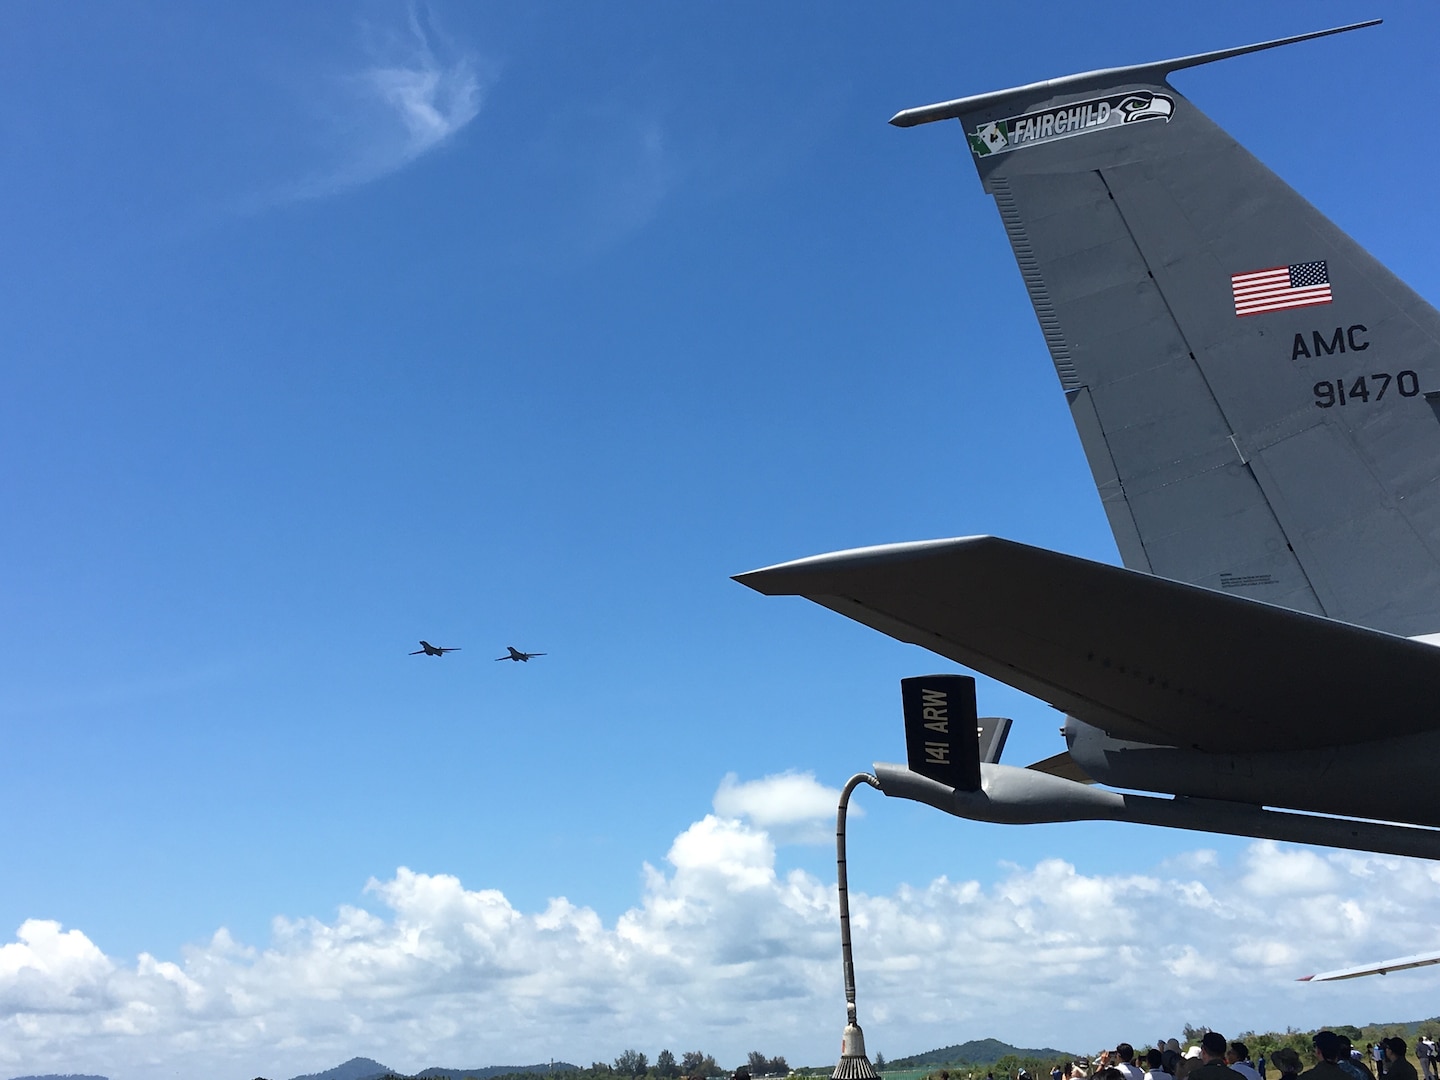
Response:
[7,786,1440,1080]
[504,99,677,265]
[275,2,489,204]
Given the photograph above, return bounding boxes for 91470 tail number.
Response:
[1314,371,1419,408]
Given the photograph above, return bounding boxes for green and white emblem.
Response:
[968,121,1009,156]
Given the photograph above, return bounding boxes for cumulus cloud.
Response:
[0,919,113,1014]
[1239,841,1341,896]
[5,781,1440,1080]
[713,770,845,844]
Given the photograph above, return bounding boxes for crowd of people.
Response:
[1031,1033,1440,1080]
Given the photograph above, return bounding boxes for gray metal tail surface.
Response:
[902,21,1440,638]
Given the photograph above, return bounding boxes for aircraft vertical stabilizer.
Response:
[894,22,1440,637]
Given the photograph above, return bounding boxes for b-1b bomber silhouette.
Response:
[495,646,545,662]
[409,641,460,657]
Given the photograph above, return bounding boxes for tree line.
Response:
[607,1050,789,1078]
[362,1053,792,1080]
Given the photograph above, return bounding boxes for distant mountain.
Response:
[891,1040,1075,1068]
[1366,1018,1440,1037]
[288,1058,392,1080]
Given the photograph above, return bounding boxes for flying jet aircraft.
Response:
[410,641,460,656]
[737,20,1440,861]
[495,646,546,662]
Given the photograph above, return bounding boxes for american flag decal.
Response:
[1231,260,1333,317]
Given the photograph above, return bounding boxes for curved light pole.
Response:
[833,772,882,1080]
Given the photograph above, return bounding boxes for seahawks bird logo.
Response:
[1116,92,1175,123]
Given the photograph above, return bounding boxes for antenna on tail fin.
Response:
[889,20,1381,127]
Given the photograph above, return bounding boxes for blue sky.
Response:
[5,2,1440,1078]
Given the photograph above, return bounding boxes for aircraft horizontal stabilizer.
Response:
[735,536,1440,753]
[1026,751,1095,785]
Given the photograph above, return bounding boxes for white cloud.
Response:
[6,783,1440,1080]
[713,770,845,844]
[277,2,489,204]
[1238,840,1341,896]
[0,919,113,1014]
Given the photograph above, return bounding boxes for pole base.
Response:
[833,1023,879,1080]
